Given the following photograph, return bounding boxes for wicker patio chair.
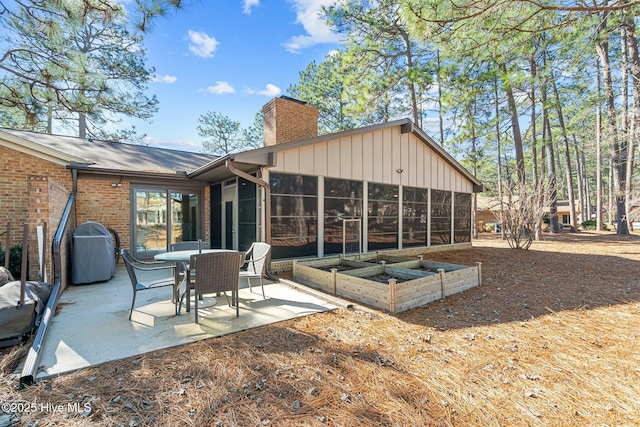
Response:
[169,241,211,305]
[121,249,177,319]
[187,251,245,323]
[168,241,210,252]
[239,242,271,298]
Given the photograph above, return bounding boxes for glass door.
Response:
[170,192,199,244]
[134,188,201,259]
[135,190,168,258]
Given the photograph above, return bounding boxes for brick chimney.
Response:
[262,96,319,146]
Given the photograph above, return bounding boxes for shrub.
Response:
[0,244,22,279]
[581,220,608,231]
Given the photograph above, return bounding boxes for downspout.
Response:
[19,169,77,388]
[224,158,271,245]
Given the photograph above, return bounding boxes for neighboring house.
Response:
[544,200,582,226]
[1,96,483,280]
[475,196,503,232]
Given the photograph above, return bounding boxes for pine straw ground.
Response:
[2,231,640,426]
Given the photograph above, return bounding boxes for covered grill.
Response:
[71,222,116,284]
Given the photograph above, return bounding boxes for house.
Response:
[543,200,582,227]
[1,96,483,280]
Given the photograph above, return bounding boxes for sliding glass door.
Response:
[133,188,201,259]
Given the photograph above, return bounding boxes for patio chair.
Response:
[121,249,177,320]
[239,242,271,299]
[188,251,245,323]
[168,241,211,252]
[169,240,211,298]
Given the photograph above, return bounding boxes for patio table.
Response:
[154,249,237,314]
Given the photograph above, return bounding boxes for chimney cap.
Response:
[279,95,308,105]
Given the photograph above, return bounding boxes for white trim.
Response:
[398,184,403,250]
[362,180,368,253]
[317,176,324,258]
[427,189,432,246]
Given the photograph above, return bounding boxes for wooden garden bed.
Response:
[293,254,481,314]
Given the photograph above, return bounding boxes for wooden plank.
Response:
[314,143,328,176]
[342,265,385,278]
[422,261,469,271]
[385,266,431,280]
[298,257,341,268]
[351,134,363,181]
[387,260,421,269]
[327,139,341,177]
[335,275,389,310]
[397,280,442,298]
[343,260,377,268]
[362,132,374,182]
[299,145,315,173]
[336,273,388,290]
[340,137,353,179]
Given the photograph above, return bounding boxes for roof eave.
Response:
[0,129,88,166]
[68,164,192,181]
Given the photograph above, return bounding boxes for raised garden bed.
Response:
[293,254,481,314]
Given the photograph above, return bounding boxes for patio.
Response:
[27,265,339,380]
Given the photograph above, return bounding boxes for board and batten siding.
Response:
[271,125,473,193]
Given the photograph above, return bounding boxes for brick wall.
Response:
[75,178,131,254]
[262,97,319,146]
[1,146,72,279]
[3,144,212,277]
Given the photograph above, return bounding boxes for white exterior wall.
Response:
[270,126,474,193]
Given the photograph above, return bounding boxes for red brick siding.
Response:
[4,145,212,275]
[262,97,319,146]
[75,178,131,254]
[1,147,72,249]
[2,147,72,279]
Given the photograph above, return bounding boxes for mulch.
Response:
[1,231,639,426]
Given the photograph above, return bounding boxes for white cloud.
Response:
[243,0,260,14]
[206,81,235,94]
[245,84,281,97]
[284,0,342,53]
[151,74,178,84]
[188,30,219,58]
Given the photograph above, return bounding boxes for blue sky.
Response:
[124,0,342,153]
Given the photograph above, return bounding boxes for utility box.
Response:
[71,222,116,285]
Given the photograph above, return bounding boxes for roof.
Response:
[0,128,216,178]
[190,119,483,189]
[2,119,482,189]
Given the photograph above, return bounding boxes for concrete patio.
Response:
[28,265,339,380]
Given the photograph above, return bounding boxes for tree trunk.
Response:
[400,29,419,125]
[47,104,53,134]
[531,55,543,240]
[582,149,591,221]
[500,63,526,187]
[596,37,629,234]
[437,49,445,145]
[541,64,560,233]
[495,76,505,240]
[470,100,478,239]
[79,113,87,139]
[573,135,585,224]
[551,73,577,230]
[596,58,603,230]
[624,15,640,230]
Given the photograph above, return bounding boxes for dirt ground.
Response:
[1,231,639,426]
